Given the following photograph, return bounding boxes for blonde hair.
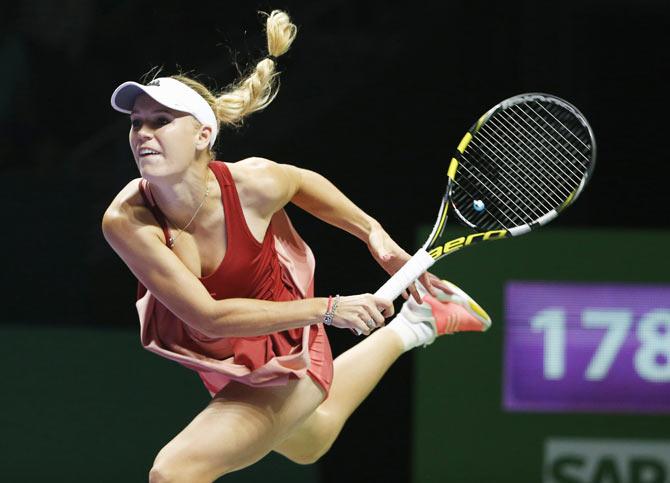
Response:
[172,10,296,139]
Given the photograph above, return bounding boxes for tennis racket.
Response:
[374,92,596,310]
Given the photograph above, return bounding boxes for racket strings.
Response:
[490,117,582,214]
[451,99,592,229]
[511,103,589,175]
[457,152,548,229]
[471,130,563,212]
[503,107,586,187]
[450,177,512,229]
[488,114,579,191]
[460,121,567,227]
[458,149,546,223]
[483,117,576,203]
[531,102,590,162]
[479,125,569,207]
[453,163,527,226]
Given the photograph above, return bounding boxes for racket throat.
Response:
[424,199,450,250]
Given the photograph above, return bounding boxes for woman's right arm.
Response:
[101,185,390,337]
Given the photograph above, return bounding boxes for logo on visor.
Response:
[148,80,160,87]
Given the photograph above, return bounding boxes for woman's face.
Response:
[129,94,203,178]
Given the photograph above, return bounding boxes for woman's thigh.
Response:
[153,376,325,481]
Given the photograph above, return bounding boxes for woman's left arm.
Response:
[245,158,441,301]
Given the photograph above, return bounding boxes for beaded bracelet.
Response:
[323,294,340,326]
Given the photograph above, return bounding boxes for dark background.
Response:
[1,0,668,481]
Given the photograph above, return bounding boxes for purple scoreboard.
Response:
[503,282,670,413]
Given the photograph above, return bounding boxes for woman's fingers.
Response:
[408,272,445,303]
[418,273,440,298]
[363,304,386,327]
[331,294,394,333]
[354,312,374,335]
[371,295,394,318]
[407,281,423,304]
[355,321,371,335]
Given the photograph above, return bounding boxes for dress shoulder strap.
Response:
[209,160,270,248]
[138,179,173,248]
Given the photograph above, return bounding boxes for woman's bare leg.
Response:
[274,326,405,464]
[275,281,490,464]
[149,376,326,483]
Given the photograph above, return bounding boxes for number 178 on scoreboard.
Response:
[503,282,670,413]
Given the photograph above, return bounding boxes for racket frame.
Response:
[372,93,595,313]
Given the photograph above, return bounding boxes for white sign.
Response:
[544,438,670,483]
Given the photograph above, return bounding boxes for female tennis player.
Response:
[101,10,490,482]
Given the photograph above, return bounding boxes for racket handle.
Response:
[351,249,435,336]
[375,249,435,300]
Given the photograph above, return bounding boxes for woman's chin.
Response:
[137,157,168,178]
[135,156,191,181]
[138,153,164,168]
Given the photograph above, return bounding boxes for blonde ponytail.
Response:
[172,10,296,133]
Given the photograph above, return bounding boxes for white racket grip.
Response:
[375,249,435,301]
[352,249,435,336]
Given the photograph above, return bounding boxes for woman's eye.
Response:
[130,116,171,131]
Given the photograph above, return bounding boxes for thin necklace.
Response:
[158,170,211,248]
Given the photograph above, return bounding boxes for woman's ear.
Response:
[195,125,213,151]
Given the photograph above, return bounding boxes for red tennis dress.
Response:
[135,161,333,397]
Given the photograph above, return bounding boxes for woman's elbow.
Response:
[188,301,235,339]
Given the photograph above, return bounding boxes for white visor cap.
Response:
[111,77,219,148]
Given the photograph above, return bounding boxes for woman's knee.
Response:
[148,447,229,483]
[149,460,217,483]
[149,453,190,483]
[148,462,175,483]
[148,459,180,483]
[285,438,334,465]
[279,408,342,465]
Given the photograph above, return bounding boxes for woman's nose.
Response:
[137,125,154,139]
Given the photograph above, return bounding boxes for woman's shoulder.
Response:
[103,178,143,218]
[223,157,297,217]
[224,157,278,181]
[101,178,157,237]
[225,157,283,193]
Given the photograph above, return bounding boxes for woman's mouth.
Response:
[138,148,162,158]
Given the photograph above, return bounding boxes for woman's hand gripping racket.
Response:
[358,93,596,334]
